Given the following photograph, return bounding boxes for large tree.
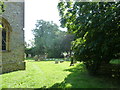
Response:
[32,20,67,58]
[61,33,75,54]
[58,2,120,74]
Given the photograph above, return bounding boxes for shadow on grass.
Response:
[49,63,120,88]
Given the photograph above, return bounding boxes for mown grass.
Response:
[110,59,120,64]
[1,60,120,88]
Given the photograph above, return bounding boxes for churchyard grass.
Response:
[1,59,120,88]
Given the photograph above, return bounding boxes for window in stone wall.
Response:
[1,17,12,51]
[2,29,6,50]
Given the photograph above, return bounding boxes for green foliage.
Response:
[61,33,75,53]
[25,47,35,57]
[32,20,71,58]
[0,1,5,14]
[110,59,120,64]
[58,2,120,74]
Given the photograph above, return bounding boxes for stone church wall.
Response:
[0,1,25,73]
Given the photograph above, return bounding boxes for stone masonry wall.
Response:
[0,1,25,73]
[0,40,1,89]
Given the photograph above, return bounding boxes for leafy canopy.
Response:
[32,20,72,58]
[58,2,120,73]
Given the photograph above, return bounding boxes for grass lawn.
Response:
[1,59,120,88]
[110,59,120,64]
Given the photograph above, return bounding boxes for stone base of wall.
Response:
[0,61,25,74]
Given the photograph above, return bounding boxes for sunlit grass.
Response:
[110,59,120,64]
[1,60,120,88]
[1,61,71,88]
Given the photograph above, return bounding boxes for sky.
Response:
[25,0,66,44]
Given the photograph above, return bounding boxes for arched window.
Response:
[2,28,6,50]
[0,17,12,51]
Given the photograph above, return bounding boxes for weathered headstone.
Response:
[34,55,38,61]
[60,60,64,63]
[55,61,59,64]
[28,54,31,58]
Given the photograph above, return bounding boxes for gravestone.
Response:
[28,54,31,58]
[55,61,59,64]
[34,55,38,61]
[60,60,64,63]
